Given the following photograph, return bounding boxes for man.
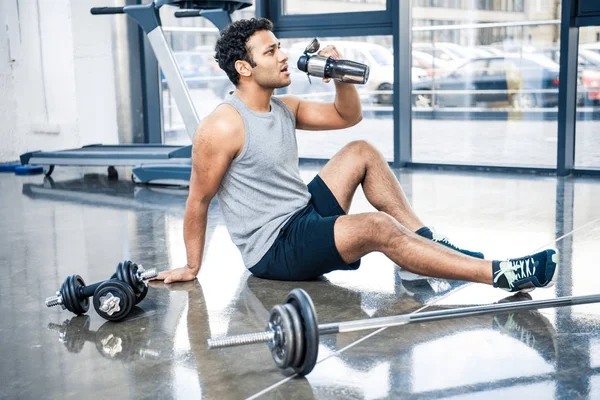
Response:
[156,18,558,293]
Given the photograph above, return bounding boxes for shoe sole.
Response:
[544,250,560,289]
[519,249,559,293]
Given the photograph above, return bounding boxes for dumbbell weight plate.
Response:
[62,275,89,315]
[114,261,148,304]
[268,304,295,370]
[286,288,319,376]
[284,303,304,369]
[93,279,135,322]
[135,286,148,304]
[62,316,91,354]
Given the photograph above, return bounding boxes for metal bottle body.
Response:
[298,54,370,84]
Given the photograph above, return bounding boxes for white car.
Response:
[293,40,419,105]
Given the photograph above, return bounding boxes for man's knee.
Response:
[368,211,403,247]
[344,140,378,158]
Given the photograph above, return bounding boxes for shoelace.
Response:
[493,257,537,290]
[494,314,536,347]
[431,231,460,251]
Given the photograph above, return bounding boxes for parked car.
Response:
[412,42,484,63]
[581,42,600,56]
[210,41,424,105]
[412,50,455,77]
[292,40,410,105]
[412,54,561,109]
[530,46,600,105]
[162,51,213,89]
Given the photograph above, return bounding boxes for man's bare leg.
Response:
[317,140,424,232]
[334,212,493,284]
[332,212,559,294]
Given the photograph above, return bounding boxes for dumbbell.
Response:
[45,275,137,321]
[45,261,156,321]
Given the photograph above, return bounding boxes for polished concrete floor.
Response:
[1,165,600,399]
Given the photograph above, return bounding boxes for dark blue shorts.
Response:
[249,175,361,281]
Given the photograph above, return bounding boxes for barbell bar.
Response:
[208,290,600,376]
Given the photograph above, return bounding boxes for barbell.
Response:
[208,288,600,376]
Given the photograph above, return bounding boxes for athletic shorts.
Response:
[248,174,361,281]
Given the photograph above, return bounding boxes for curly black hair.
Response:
[214,18,274,86]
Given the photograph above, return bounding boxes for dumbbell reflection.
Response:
[47,315,161,362]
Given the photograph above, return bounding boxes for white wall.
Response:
[0,0,119,163]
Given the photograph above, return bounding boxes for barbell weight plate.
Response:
[268,304,295,370]
[284,303,304,369]
[93,279,135,322]
[63,274,89,315]
[286,288,319,376]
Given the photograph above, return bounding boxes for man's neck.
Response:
[234,84,274,113]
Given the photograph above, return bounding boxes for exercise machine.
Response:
[20,0,251,185]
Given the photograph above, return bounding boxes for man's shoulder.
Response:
[196,104,244,139]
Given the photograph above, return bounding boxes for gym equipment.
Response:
[297,38,370,85]
[47,315,160,360]
[20,0,251,185]
[93,279,137,321]
[208,289,600,376]
[0,163,22,172]
[14,165,44,176]
[111,260,153,304]
[45,262,157,321]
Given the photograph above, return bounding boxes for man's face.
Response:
[245,30,291,89]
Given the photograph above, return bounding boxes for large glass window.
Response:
[411,2,562,167]
[159,7,255,145]
[283,0,386,15]
[279,36,394,160]
[575,26,600,170]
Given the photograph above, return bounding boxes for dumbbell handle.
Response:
[45,280,106,307]
[110,268,157,282]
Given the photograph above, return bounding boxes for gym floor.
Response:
[1,164,600,399]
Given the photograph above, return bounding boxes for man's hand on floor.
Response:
[154,264,198,284]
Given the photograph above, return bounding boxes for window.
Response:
[159,5,255,145]
[282,0,386,15]
[453,59,488,77]
[411,3,561,168]
[280,36,394,160]
[575,27,600,170]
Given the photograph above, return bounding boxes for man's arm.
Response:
[155,106,244,283]
[281,45,363,131]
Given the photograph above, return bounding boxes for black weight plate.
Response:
[93,279,135,322]
[284,303,304,369]
[62,315,91,354]
[115,261,145,294]
[63,275,89,314]
[127,261,146,294]
[268,304,295,370]
[286,288,319,376]
[135,285,148,304]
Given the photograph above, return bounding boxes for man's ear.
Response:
[235,60,253,78]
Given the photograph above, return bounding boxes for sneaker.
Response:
[492,294,558,363]
[493,249,559,293]
[430,230,485,259]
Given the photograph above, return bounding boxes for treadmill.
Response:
[19,0,251,186]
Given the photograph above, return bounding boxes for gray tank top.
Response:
[216,94,311,269]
